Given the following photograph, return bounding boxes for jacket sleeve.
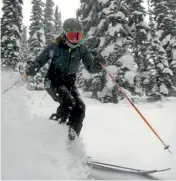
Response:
[35,43,56,69]
[80,45,101,74]
[25,43,56,76]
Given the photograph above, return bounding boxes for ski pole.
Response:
[100,63,172,154]
[2,74,29,95]
[2,79,23,95]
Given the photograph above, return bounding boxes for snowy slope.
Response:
[1,70,176,180]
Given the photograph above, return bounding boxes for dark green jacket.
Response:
[35,41,99,75]
[26,39,103,86]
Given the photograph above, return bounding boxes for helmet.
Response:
[62,18,83,48]
[63,18,83,33]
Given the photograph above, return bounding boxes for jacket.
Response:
[26,39,102,86]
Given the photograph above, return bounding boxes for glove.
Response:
[93,56,105,71]
[25,61,40,76]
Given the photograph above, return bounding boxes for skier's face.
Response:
[66,32,83,44]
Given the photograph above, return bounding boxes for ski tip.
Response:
[156,168,171,173]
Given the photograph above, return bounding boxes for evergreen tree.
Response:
[29,0,45,57]
[21,26,29,63]
[53,5,62,37]
[1,0,23,69]
[43,0,55,44]
[147,0,155,30]
[125,0,173,100]
[78,0,137,103]
[28,0,46,90]
[126,0,149,71]
[151,0,176,88]
[124,0,173,99]
[140,32,173,100]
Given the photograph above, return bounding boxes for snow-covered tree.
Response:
[21,26,30,63]
[53,5,62,37]
[140,33,173,100]
[126,0,150,71]
[1,0,23,69]
[78,0,138,103]
[29,0,46,57]
[151,0,176,88]
[43,0,55,44]
[28,0,46,90]
[147,0,155,30]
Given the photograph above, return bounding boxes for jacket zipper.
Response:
[67,48,72,74]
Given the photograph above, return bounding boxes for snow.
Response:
[108,24,122,36]
[102,8,112,15]
[140,28,147,34]
[82,11,92,22]
[170,37,176,47]
[87,27,96,36]
[106,65,118,89]
[102,2,115,15]
[1,35,8,42]
[98,86,112,98]
[97,0,109,5]
[124,71,136,85]
[160,83,169,95]
[38,27,46,44]
[108,12,125,20]
[32,32,37,40]
[12,24,20,35]
[156,63,164,70]
[101,43,115,57]
[1,70,176,180]
[106,65,118,74]
[14,52,20,56]
[7,43,13,48]
[139,21,149,29]
[118,55,137,71]
[162,34,171,46]
[16,39,20,47]
[98,19,106,29]
[116,37,124,46]
[82,69,91,80]
[171,60,176,68]
[99,37,105,47]
[162,68,173,76]
[1,70,89,180]
[158,45,167,54]
[133,10,143,15]
[172,48,176,60]
[116,55,137,85]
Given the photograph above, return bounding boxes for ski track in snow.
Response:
[1,70,176,180]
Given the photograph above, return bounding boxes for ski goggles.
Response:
[65,32,83,44]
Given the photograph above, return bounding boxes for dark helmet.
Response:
[63,18,83,33]
[62,18,83,48]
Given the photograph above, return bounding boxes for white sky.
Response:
[0,0,80,27]
[23,0,80,27]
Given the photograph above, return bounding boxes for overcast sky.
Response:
[0,0,80,26]
[24,0,80,27]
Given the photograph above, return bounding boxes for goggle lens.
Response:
[66,32,83,43]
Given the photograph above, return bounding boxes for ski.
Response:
[87,161,171,175]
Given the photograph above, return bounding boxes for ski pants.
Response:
[45,82,85,136]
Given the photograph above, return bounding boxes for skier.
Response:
[25,18,105,140]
